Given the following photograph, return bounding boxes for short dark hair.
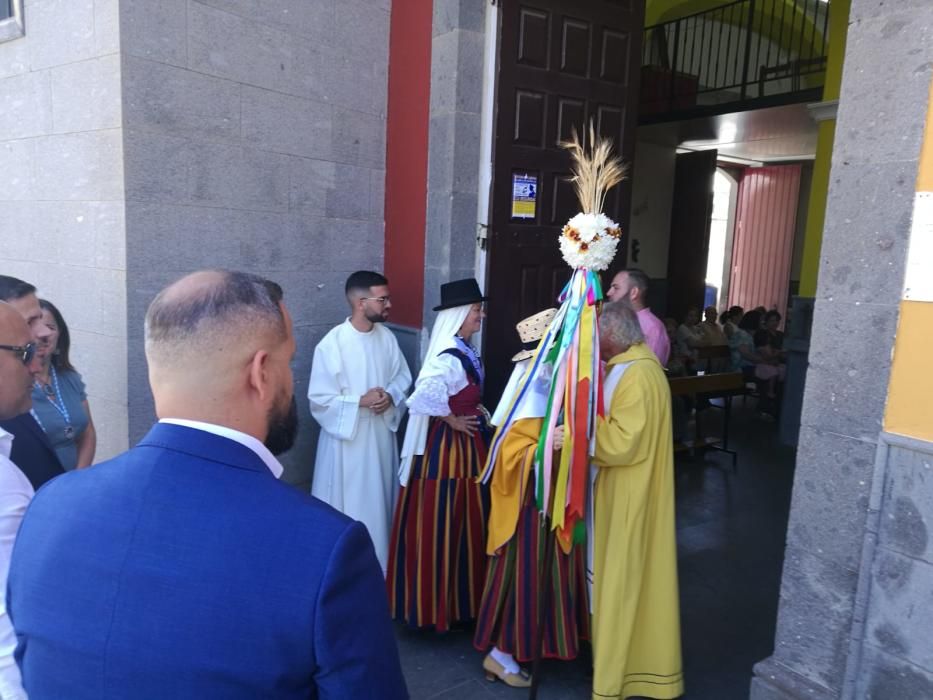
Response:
[738,310,762,332]
[145,271,285,354]
[39,299,76,373]
[623,269,650,300]
[765,310,782,323]
[0,275,36,303]
[345,271,388,296]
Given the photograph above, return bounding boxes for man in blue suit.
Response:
[0,276,64,489]
[8,270,409,699]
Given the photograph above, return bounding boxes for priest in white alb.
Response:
[308,271,412,572]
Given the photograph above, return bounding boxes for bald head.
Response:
[599,301,645,360]
[0,302,39,419]
[145,270,286,370]
[144,271,296,449]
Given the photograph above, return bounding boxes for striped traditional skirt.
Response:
[472,481,590,662]
[387,417,490,632]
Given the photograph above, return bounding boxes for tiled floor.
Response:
[395,401,797,699]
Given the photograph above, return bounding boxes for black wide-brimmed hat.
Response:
[433,277,488,311]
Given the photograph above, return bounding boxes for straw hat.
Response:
[511,308,557,362]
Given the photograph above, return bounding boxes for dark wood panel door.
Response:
[665,149,717,323]
[485,0,644,403]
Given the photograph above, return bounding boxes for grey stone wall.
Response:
[751,1,933,697]
[119,0,391,488]
[422,0,486,325]
[855,435,933,698]
[0,0,127,460]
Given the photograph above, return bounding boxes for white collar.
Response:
[0,426,12,460]
[158,419,284,479]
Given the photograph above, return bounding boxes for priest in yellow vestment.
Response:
[591,301,684,700]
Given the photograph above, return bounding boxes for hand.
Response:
[360,388,385,409]
[444,414,480,435]
[371,391,394,415]
[553,425,565,451]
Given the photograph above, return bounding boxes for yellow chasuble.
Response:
[592,343,684,700]
[486,417,542,554]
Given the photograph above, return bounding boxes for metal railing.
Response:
[641,0,830,119]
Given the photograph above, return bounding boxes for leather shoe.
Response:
[483,653,532,688]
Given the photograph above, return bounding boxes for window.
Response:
[0,0,24,43]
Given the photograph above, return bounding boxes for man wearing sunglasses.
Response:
[0,301,42,700]
[0,276,65,490]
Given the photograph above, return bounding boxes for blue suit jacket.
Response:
[0,412,64,489]
[8,423,408,699]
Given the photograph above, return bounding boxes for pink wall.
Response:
[729,165,802,318]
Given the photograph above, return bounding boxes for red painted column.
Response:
[383,0,433,328]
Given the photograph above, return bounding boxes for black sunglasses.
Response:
[0,342,36,365]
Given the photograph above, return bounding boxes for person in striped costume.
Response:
[473,308,590,688]
[387,278,491,632]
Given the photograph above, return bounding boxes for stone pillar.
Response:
[751,1,933,697]
[422,0,487,325]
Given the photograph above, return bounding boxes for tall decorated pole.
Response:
[481,121,626,544]
[478,121,626,698]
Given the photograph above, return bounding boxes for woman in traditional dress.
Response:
[472,308,590,688]
[31,299,96,470]
[387,278,491,632]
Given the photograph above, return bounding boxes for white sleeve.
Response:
[0,461,32,700]
[384,341,412,410]
[307,338,361,441]
[407,353,469,417]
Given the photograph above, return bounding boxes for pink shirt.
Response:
[637,307,671,366]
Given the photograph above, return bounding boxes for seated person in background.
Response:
[699,305,727,346]
[664,318,690,377]
[754,310,785,357]
[675,308,704,364]
[730,311,783,417]
[721,305,744,340]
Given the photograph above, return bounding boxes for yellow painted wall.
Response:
[884,77,933,441]
[885,301,933,441]
[796,0,850,297]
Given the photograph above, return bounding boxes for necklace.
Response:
[32,366,75,440]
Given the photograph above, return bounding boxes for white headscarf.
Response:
[398,305,473,486]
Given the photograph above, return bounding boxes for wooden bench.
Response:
[668,372,745,473]
[694,344,731,374]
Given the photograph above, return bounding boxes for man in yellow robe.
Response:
[591,301,684,700]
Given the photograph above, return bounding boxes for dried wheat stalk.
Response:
[560,121,627,215]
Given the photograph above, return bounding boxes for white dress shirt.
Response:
[0,428,34,700]
[158,419,284,479]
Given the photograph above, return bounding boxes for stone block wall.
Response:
[0,0,390,483]
[120,0,392,487]
[0,0,128,460]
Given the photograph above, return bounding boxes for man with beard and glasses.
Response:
[0,275,64,489]
[308,270,411,573]
[7,270,408,700]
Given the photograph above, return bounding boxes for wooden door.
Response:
[485,0,644,403]
[665,149,717,323]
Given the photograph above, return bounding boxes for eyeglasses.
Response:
[362,296,391,305]
[0,342,36,365]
